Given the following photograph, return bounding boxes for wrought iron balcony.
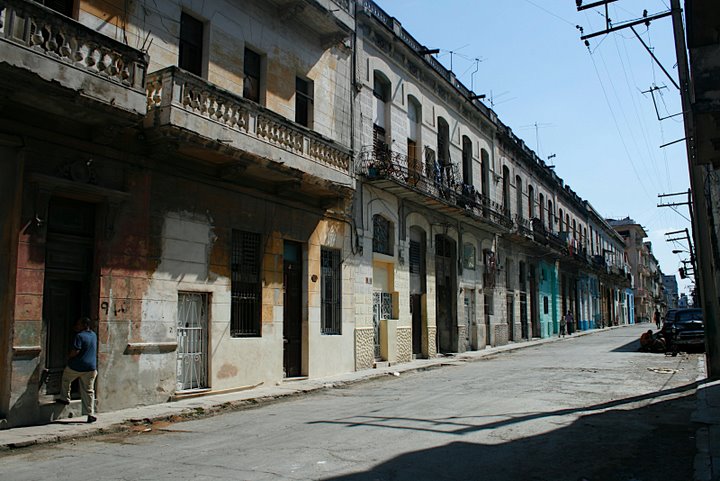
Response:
[0,0,148,119]
[145,67,352,191]
[358,147,512,230]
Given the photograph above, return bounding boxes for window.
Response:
[547,200,553,232]
[528,185,535,218]
[462,242,476,270]
[480,149,490,198]
[321,248,342,335]
[462,136,473,185]
[559,209,564,232]
[372,215,393,256]
[407,97,421,171]
[373,73,391,159]
[244,48,262,103]
[515,175,523,219]
[539,193,545,224]
[295,77,313,127]
[502,166,510,211]
[544,296,549,314]
[437,117,450,166]
[231,230,262,337]
[179,12,204,76]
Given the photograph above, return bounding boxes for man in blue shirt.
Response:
[56,317,98,423]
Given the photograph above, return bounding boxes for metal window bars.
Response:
[231,230,261,337]
[321,248,342,335]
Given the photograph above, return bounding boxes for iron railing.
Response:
[358,147,513,229]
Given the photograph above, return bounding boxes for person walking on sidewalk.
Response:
[56,317,98,423]
[559,314,567,337]
[654,309,661,329]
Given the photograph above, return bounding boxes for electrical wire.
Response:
[588,49,654,201]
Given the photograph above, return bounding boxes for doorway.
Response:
[176,292,209,391]
[435,235,456,353]
[283,241,302,378]
[42,198,95,396]
[409,228,426,357]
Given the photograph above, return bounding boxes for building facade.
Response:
[1,0,634,428]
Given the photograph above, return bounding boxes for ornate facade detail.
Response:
[426,326,437,358]
[355,327,375,370]
[494,323,509,346]
[396,326,412,363]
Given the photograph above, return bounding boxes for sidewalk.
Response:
[693,360,720,481]
[1,329,598,451]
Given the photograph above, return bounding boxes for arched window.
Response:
[547,199,554,232]
[515,175,523,219]
[539,193,545,224]
[480,148,490,198]
[407,96,421,165]
[502,166,510,212]
[437,117,450,167]
[373,71,391,157]
[462,242,476,270]
[462,135,473,186]
[559,208,564,232]
[528,184,535,218]
[572,219,577,239]
[372,214,394,256]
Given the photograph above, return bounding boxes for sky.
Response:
[377,0,693,297]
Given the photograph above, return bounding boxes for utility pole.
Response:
[668,0,720,378]
[576,0,720,377]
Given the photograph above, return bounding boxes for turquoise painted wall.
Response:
[537,260,558,338]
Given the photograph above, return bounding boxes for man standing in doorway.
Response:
[56,317,98,423]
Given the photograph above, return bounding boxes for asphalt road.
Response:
[1,324,703,481]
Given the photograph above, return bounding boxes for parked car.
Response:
[661,308,705,352]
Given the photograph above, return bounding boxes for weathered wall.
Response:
[0,143,23,423]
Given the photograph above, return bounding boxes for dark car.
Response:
[662,308,705,352]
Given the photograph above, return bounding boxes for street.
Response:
[1,324,703,481]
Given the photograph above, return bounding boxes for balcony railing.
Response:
[146,67,351,174]
[358,147,512,229]
[0,0,147,91]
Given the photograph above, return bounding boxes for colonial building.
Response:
[609,218,665,322]
[0,0,357,427]
[1,0,635,428]
[352,0,631,368]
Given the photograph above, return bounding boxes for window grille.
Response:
[373,215,393,255]
[231,230,261,337]
[321,248,342,335]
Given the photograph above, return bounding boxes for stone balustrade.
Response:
[146,67,351,174]
[0,0,147,91]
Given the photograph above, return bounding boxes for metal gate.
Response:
[177,292,208,392]
[372,292,392,359]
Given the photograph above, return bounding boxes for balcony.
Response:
[358,148,512,231]
[0,0,148,123]
[145,67,352,203]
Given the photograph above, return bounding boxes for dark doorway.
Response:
[435,235,456,353]
[529,265,540,338]
[283,242,302,378]
[42,198,95,396]
[409,228,426,357]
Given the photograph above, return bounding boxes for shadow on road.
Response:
[316,382,700,481]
